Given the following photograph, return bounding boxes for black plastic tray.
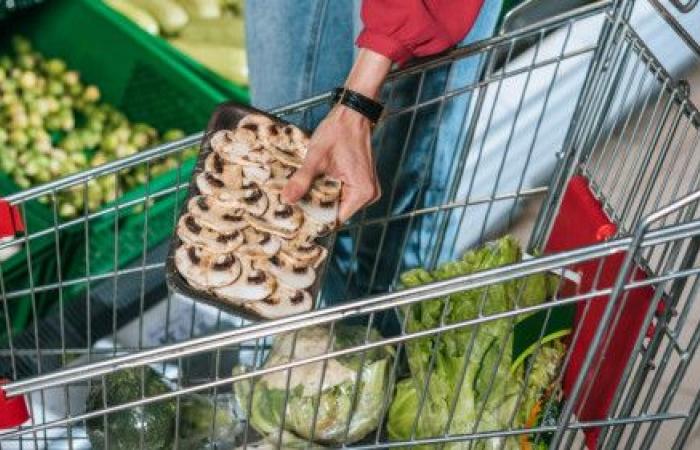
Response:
[165,101,327,321]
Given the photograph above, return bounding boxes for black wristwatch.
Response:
[331,87,384,125]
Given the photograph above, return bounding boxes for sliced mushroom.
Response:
[177,214,245,253]
[213,128,258,162]
[298,189,339,229]
[197,160,244,195]
[262,161,295,194]
[175,244,241,288]
[312,176,342,202]
[264,124,308,168]
[296,215,333,241]
[214,257,276,302]
[216,182,269,217]
[237,114,274,135]
[239,227,282,257]
[265,251,315,289]
[188,195,248,233]
[236,157,271,183]
[281,240,328,269]
[245,194,304,239]
[245,284,313,319]
[204,151,227,175]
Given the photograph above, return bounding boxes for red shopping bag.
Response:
[0,199,24,237]
[544,175,659,449]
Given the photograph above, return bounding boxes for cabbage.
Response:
[235,325,393,446]
[388,236,563,450]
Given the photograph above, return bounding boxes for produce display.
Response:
[173,114,341,319]
[104,0,248,86]
[388,236,567,450]
[234,325,394,447]
[0,36,194,218]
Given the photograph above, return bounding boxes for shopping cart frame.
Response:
[2,0,700,448]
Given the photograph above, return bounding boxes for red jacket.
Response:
[357,0,485,65]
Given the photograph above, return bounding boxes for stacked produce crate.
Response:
[0,0,235,340]
[104,0,249,99]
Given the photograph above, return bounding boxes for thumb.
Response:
[282,163,319,203]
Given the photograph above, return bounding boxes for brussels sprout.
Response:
[43,58,67,76]
[162,128,185,142]
[11,36,32,55]
[18,70,38,90]
[83,85,100,103]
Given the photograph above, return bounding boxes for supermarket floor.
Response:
[509,62,700,449]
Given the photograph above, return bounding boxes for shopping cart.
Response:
[1,0,700,448]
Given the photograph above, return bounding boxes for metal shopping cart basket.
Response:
[2,0,700,448]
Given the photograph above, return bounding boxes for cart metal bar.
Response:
[5,208,700,398]
[647,0,700,57]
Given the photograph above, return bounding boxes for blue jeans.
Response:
[246,1,504,306]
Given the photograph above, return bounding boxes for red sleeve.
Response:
[356,0,485,65]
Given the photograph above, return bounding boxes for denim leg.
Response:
[245,0,356,128]
[322,0,505,311]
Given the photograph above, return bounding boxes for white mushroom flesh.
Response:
[177,214,244,253]
[175,244,241,288]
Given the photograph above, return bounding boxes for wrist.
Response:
[345,48,392,99]
[331,103,372,128]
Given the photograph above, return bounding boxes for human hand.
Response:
[281,105,380,222]
[281,48,391,223]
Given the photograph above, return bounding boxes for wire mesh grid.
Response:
[1,0,700,449]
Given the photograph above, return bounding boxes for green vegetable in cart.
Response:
[387,236,567,450]
[169,39,248,85]
[178,0,222,19]
[178,393,241,449]
[235,325,394,446]
[131,0,189,35]
[85,366,175,450]
[105,0,160,35]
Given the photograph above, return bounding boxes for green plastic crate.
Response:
[0,0,229,341]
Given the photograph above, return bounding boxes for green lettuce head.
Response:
[235,325,393,446]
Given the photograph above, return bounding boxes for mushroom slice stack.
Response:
[263,161,295,194]
[210,128,258,162]
[175,244,241,288]
[177,214,244,253]
[217,181,269,217]
[245,194,304,239]
[239,227,282,257]
[265,251,316,290]
[264,123,308,168]
[188,195,248,234]
[245,285,312,319]
[214,257,276,302]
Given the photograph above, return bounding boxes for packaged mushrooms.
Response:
[168,111,341,320]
